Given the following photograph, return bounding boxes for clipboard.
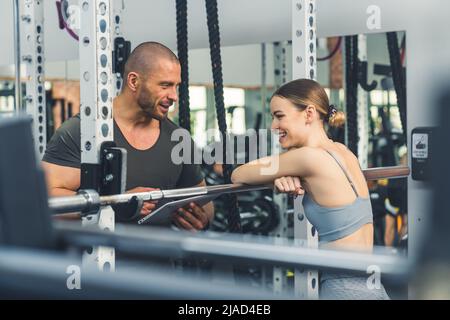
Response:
[137,193,219,225]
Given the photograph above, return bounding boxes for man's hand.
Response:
[126,187,159,217]
[173,202,210,232]
[274,176,304,197]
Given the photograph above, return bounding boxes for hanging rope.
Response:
[345,35,359,156]
[387,32,407,144]
[175,0,191,132]
[205,0,241,233]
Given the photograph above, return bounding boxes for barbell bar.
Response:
[49,165,410,215]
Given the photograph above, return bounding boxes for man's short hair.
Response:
[123,42,179,81]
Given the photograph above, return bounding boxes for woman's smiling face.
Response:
[270,95,309,149]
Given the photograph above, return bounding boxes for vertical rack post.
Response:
[357,35,369,168]
[79,0,115,272]
[292,0,319,300]
[13,0,22,113]
[270,40,291,294]
[21,0,47,158]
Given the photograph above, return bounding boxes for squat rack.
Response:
[10,0,421,299]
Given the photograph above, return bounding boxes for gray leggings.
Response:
[320,272,391,300]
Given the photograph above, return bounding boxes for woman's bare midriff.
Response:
[319,223,374,252]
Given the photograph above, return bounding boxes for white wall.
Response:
[0,0,292,66]
[0,0,408,87]
[0,0,390,87]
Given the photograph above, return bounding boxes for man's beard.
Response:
[137,92,166,121]
[143,105,164,120]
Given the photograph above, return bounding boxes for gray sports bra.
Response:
[302,150,373,242]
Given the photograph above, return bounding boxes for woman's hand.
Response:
[274,176,304,196]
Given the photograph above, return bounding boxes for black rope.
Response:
[176,0,191,132]
[387,32,407,144]
[345,35,359,156]
[205,0,241,233]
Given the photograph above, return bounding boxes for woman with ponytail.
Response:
[231,79,389,299]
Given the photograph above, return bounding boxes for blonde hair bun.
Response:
[328,110,346,128]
